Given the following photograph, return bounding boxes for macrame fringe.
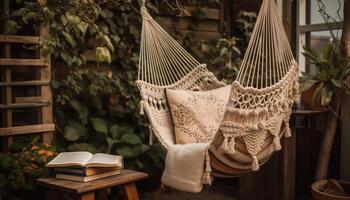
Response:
[273,135,281,151]
[252,155,260,171]
[284,122,291,138]
[202,150,212,185]
[221,136,229,152]
[228,137,236,154]
[148,125,153,145]
[139,100,144,115]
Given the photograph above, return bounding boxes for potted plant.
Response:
[300,42,350,110]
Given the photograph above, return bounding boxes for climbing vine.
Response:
[2,0,256,183]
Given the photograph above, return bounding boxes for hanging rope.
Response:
[138,0,201,86]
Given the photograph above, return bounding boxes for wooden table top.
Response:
[37,170,148,194]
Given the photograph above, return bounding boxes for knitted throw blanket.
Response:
[161,143,212,193]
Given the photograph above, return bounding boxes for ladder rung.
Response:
[0,123,55,136]
[0,35,40,44]
[0,80,50,86]
[0,102,50,109]
[0,58,47,66]
[15,96,42,103]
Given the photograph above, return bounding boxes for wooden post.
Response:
[39,26,54,144]
[1,0,13,151]
[36,0,53,144]
[340,0,350,181]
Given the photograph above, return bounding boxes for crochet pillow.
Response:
[166,85,231,144]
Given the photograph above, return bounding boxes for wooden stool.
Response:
[37,170,148,200]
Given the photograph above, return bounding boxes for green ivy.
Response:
[6,0,255,178]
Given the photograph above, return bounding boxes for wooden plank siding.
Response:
[156,5,223,41]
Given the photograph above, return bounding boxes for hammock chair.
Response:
[136,0,299,175]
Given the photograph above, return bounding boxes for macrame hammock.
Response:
[136,0,299,175]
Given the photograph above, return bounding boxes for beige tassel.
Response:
[203,151,212,185]
[284,122,291,138]
[221,136,229,153]
[273,135,281,151]
[252,155,260,171]
[139,100,144,115]
[149,125,153,145]
[228,137,236,154]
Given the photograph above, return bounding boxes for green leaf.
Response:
[63,120,88,141]
[4,20,18,34]
[11,8,28,17]
[96,47,111,63]
[321,86,333,106]
[22,12,39,23]
[323,43,333,60]
[303,46,320,62]
[62,31,76,48]
[103,35,114,53]
[65,12,81,25]
[76,22,88,37]
[109,124,121,139]
[300,79,318,92]
[109,124,134,139]
[91,117,108,134]
[331,79,342,88]
[43,7,55,20]
[121,134,142,145]
[116,145,135,158]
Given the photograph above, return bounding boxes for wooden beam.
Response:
[1,0,13,151]
[0,102,50,109]
[299,22,343,33]
[340,0,350,182]
[157,6,220,20]
[40,25,54,144]
[0,58,47,66]
[0,80,50,86]
[0,124,55,136]
[0,35,40,44]
[158,17,219,32]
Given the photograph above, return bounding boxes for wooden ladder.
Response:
[0,1,54,151]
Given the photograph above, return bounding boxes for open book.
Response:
[46,152,123,168]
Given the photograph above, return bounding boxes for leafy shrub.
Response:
[0,137,56,196]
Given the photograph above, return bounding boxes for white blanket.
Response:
[161,143,212,193]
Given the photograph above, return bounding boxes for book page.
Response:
[46,151,93,167]
[86,153,123,168]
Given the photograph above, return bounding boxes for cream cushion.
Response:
[166,85,231,144]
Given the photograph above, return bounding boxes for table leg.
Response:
[46,189,61,200]
[96,188,108,200]
[79,192,94,200]
[122,183,139,200]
